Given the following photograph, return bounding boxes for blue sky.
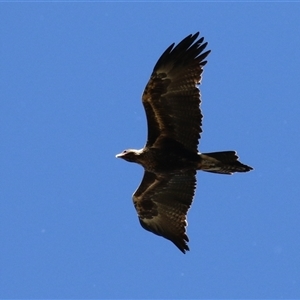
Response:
[1,3,300,299]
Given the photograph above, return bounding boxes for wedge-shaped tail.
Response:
[199,151,253,174]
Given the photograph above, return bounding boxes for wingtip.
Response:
[177,243,190,254]
[173,235,190,254]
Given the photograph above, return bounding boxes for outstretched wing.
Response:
[142,32,211,153]
[133,170,196,253]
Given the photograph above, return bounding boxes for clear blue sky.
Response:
[1,3,300,298]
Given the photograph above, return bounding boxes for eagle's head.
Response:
[116,149,143,163]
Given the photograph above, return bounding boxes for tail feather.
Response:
[198,151,253,174]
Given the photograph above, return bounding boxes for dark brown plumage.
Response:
[116,32,253,253]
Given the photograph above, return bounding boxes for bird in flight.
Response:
[116,32,252,253]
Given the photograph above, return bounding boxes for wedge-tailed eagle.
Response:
[116,32,252,253]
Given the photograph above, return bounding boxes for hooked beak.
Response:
[115,152,123,158]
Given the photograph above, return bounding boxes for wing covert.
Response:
[133,170,196,253]
[142,32,211,152]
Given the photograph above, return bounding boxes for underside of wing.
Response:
[133,170,196,253]
[142,32,211,152]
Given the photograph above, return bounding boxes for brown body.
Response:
[116,33,252,253]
